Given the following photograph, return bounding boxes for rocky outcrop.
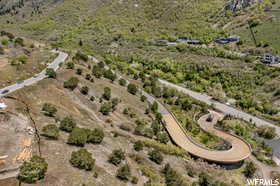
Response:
[225,0,261,11]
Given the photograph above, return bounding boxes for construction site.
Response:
[0,96,34,179]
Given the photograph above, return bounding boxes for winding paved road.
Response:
[0,50,68,95]
[159,79,280,135]
[142,91,251,163]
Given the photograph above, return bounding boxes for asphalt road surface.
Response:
[159,79,280,135]
[0,50,68,95]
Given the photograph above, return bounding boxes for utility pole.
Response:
[248,21,257,47]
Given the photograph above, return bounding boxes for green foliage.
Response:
[257,126,276,139]
[70,148,95,171]
[151,101,158,113]
[74,51,88,62]
[68,127,88,146]
[99,102,112,115]
[87,128,104,144]
[80,86,89,95]
[134,140,144,151]
[14,37,24,46]
[42,124,59,139]
[64,77,79,90]
[108,149,125,165]
[157,132,169,144]
[66,62,75,69]
[18,155,48,184]
[116,164,131,181]
[141,95,147,102]
[148,150,163,164]
[76,68,83,75]
[102,87,111,100]
[42,103,57,117]
[127,83,138,95]
[46,68,56,78]
[162,164,187,186]
[0,46,4,55]
[119,78,127,86]
[60,116,76,132]
[103,69,117,82]
[243,161,257,178]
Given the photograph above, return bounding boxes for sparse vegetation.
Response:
[70,148,95,171]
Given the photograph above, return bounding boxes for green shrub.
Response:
[257,126,276,139]
[41,124,59,139]
[70,148,95,171]
[87,128,104,144]
[102,87,111,100]
[80,86,89,95]
[66,62,75,69]
[108,149,125,165]
[127,83,138,95]
[134,140,144,151]
[243,161,257,178]
[68,128,88,146]
[42,103,57,117]
[17,155,48,184]
[100,102,112,115]
[148,150,163,164]
[116,164,131,181]
[46,68,56,78]
[14,37,24,46]
[60,116,76,132]
[119,78,127,86]
[64,77,79,90]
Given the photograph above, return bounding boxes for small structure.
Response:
[0,97,7,110]
[215,35,240,44]
[260,53,280,65]
[206,114,214,122]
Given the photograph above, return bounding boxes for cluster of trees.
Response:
[70,148,95,171]
[99,87,121,115]
[67,127,105,146]
[17,155,48,184]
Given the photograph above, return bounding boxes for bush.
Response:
[76,68,83,75]
[162,164,186,186]
[141,95,147,102]
[60,116,76,132]
[108,149,125,165]
[257,126,276,139]
[14,37,24,46]
[70,148,95,171]
[134,140,144,151]
[85,74,91,80]
[87,128,104,144]
[102,87,111,100]
[131,176,138,184]
[151,101,158,113]
[157,132,169,144]
[0,47,4,55]
[46,68,56,78]
[80,86,89,95]
[17,56,28,64]
[64,77,79,90]
[119,78,127,86]
[100,102,112,115]
[74,51,88,62]
[116,164,131,181]
[42,103,57,117]
[127,83,138,95]
[66,62,75,69]
[243,161,257,178]
[17,155,48,184]
[68,128,88,146]
[41,124,59,139]
[104,69,117,82]
[148,150,163,164]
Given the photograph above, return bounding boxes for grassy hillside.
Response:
[0,0,225,50]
